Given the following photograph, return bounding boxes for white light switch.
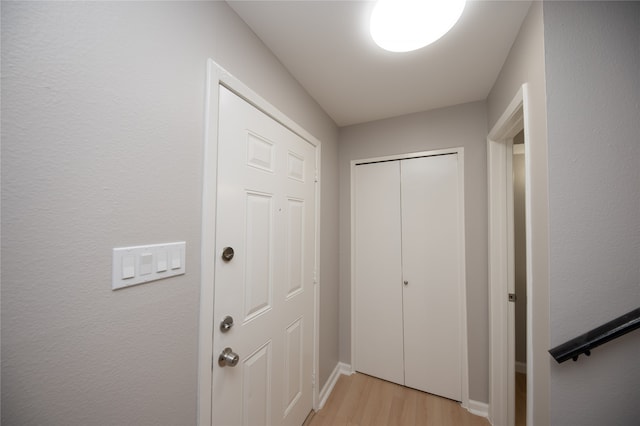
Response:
[170,247,181,270]
[122,255,135,279]
[156,249,168,272]
[112,242,186,290]
[140,253,153,275]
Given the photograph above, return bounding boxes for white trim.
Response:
[196,60,220,426]
[350,147,469,409]
[197,59,323,425]
[339,362,355,376]
[487,84,533,426]
[313,143,322,411]
[457,149,470,411]
[349,161,357,383]
[467,400,490,418]
[487,134,509,426]
[522,87,535,426]
[351,147,460,165]
[317,363,353,410]
[513,144,525,155]
[506,140,516,426]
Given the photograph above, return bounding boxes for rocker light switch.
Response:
[122,255,135,279]
[156,249,168,272]
[170,247,181,270]
[140,253,153,275]
[112,242,186,290]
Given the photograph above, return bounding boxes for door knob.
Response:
[218,347,240,367]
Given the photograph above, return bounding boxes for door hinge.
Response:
[314,169,318,183]
[508,293,517,302]
[313,269,318,285]
[311,373,316,387]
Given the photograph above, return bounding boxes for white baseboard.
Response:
[515,361,527,374]
[338,362,354,376]
[318,362,353,410]
[467,400,489,418]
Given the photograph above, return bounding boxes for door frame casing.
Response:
[349,147,469,410]
[197,59,322,426]
[487,84,533,426]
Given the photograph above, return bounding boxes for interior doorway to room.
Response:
[512,131,527,426]
[488,84,532,426]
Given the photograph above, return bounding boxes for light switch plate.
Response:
[112,242,185,290]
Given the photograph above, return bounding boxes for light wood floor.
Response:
[307,373,490,426]
[515,373,526,426]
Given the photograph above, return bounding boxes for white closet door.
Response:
[354,161,404,385]
[400,154,462,401]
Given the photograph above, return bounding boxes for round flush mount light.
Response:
[370,0,466,53]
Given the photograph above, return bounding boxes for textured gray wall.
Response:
[486,2,550,423]
[338,101,489,403]
[1,2,339,425]
[544,2,640,425]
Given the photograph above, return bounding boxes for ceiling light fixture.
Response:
[370,0,466,53]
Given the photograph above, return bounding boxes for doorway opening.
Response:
[512,131,527,426]
[488,84,533,426]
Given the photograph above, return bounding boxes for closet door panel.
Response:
[354,161,404,385]
[400,154,462,401]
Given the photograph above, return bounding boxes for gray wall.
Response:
[338,101,490,403]
[1,2,339,425]
[544,2,640,425]
[486,2,550,423]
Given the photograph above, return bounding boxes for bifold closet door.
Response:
[354,153,463,402]
[400,154,462,401]
[354,160,404,385]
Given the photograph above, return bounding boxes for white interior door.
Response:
[212,86,316,426]
[400,154,462,401]
[354,161,404,385]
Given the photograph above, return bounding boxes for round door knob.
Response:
[218,347,239,367]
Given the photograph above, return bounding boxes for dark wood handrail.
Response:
[549,307,640,363]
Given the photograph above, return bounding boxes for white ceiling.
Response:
[228,0,532,127]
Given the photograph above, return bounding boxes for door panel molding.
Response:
[198,59,322,426]
[350,147,469,409]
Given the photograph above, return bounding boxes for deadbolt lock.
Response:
[220,315,234,333]
[222,247,235,262]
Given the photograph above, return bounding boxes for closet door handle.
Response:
[404,280,408,286]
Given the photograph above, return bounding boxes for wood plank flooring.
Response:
[515,373,526,426]
[307,373,490,426]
